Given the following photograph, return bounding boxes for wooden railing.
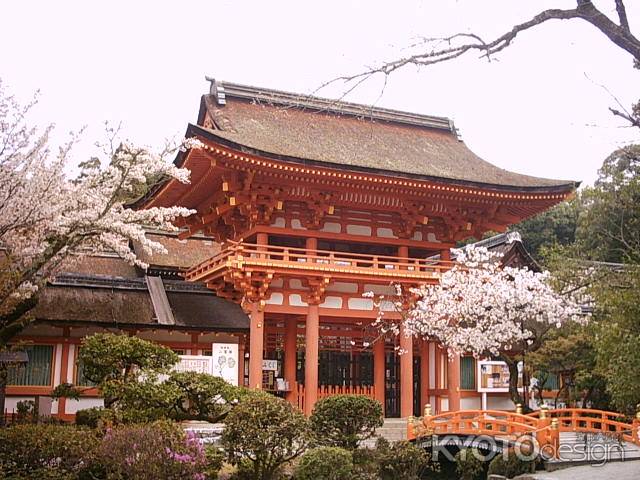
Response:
[296,384,376,414]
[408,407,640,458]
[186,241,456,283]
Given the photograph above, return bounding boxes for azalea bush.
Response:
[310,395,383,450]
[222,392,310,480]
[94,421,216,480]
[0,423,100,479]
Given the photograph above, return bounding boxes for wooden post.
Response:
[237,336,245,387]
[447,352,461,411]
[284,317,298,404]
[420,339,430,414]
[399,322,413,418]
[57,340,71,418]
[304,303,320,415]
[248,303,264,390]
[373,337,386,415]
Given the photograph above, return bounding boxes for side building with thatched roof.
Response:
[4,231,248,421]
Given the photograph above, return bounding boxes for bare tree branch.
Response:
[325,1,640,129]
[615,0,630,32]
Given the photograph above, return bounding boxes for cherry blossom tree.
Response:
[369,243,586,405]
[0,79,198,346]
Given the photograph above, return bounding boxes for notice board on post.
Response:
[477,360,510,393]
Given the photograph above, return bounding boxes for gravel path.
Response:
[531,461,640,480]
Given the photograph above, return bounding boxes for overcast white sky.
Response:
[2,0,639,186]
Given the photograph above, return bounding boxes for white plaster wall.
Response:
[271,217,286,227]
[326,282,358,294]
[270,278,284,288]
[412,231,423,241]
[427,233,440,243]
[363,284,395,295]
[289,294,308,307]
[321,222,341,233]
[66,344,76,383]
[377,227,397,238]
[320,296,342,309]
[346,224,372,236]
[347,298,373,310]
[65,398,104,414]
[487,397,516,411]
[53,344,63,386]
[289,279,308,290]
[461,397,482,410]
[266,292,284,305]
[291,219,305,230]
[4,397,35,413]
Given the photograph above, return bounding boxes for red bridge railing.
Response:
[408,406,640,458]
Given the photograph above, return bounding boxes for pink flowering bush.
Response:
[93,421,218,480]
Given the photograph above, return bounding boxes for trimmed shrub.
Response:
[310,395,383,449]
[0,423,100,479]
[294,447,353,480]
[455,448,485,480]
[487,448,535,478]
[222,392,310,480]
[375,438,430,480]
[94,421,213,480]
[75,407,113,428]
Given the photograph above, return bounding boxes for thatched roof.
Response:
[132,232,220,270]
[35,275,248,331]
[192,80,576,191]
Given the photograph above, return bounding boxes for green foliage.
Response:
[79,333,178,385]
[593,268,640,413]
[167,370,246,422]
[222,392,310,480]
[513,198,580,261]
[52,382,82,401]
[294,447,354,480]
[454,448,485,480]
[374,438,430,480]
[310,395,383,450]
[576,145,640,264]
[527,324,608,408]
[15,399,35,423]
[487,449,534,478]
[0,423,100,479]
[75,407,115,429]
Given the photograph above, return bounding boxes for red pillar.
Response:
[304,303,320,415]
[420,339,430,414]
[248,303,264,390]
[398,245,413,418]
[447,352,461,411]
[373,338,386,415]
[400,323,414,418]
[284,317,298,404]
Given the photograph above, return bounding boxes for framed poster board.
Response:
[211,343,239,386]
[477,360,510,393]
[174,355,213,375]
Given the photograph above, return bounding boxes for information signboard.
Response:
[477,360,510,393]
